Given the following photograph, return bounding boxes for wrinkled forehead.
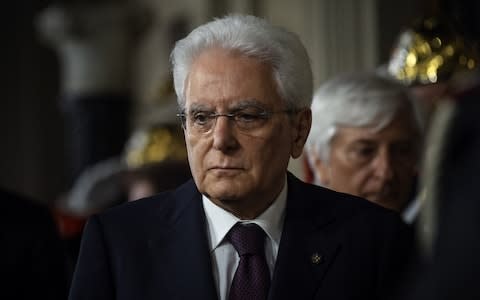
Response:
[343,100,419,131]
[334,109,420,143]
[184,48,283,110]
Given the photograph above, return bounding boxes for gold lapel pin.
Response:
[311,253,323,264]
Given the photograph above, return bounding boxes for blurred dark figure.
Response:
[415,82,480,300]
[399,0,480,299]
[123,160,191,202]
[53,123,190,277]
[0,188,68,300]
[35,2,145,187]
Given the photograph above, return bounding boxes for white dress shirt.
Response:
[202,179,287,300]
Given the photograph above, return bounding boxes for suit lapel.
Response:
[143,175,341,299]
[268,174,341,300]
[147,181,218,300]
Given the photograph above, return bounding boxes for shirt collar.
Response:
[202,175,288,252]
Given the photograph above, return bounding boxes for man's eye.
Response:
[236,112,262,122]
[392,143,415,158]
[356,147,375,157]
[192,112,211,125]
[347,146,376,165]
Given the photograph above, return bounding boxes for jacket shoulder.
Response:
[288,173,395,218]
[94,178,198,226]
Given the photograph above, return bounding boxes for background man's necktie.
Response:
[227,223,271,300]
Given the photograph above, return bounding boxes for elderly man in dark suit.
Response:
[69,14,413,300]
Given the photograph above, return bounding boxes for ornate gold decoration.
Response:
[388,17,479,86]
[124,124,187,169]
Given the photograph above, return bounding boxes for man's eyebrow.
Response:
[187,99,267,112]
[230,99,266,110]
[187,103,212,113]
[350,139,377,146]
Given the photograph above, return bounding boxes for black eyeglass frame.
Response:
[176,108,297,133]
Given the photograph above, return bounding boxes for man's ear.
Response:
[291,109,312,159]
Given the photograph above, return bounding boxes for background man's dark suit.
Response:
[69,173,412,300]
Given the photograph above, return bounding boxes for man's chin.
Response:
[199,174,252,201]
[204,187,241,202]
[370,196,404,211]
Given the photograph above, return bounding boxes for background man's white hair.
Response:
[305,73,424,165]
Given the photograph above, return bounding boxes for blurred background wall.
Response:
[2,0,428,204]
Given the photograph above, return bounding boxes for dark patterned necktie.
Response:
[227,223,271,300]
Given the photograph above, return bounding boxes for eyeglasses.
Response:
[177,106,295,135]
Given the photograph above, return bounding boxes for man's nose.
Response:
[212,116,239,151]
[372,149,394,180]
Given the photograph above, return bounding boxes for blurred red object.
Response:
[51,209,86,239]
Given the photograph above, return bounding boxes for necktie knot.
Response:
[227,223,266,256]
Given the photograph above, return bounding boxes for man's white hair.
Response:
[305,73,424,164]
[170,14,313,111]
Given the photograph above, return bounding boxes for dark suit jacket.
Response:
[404,82,480,300]
[1,188,68,300]
[69,173,413,300]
